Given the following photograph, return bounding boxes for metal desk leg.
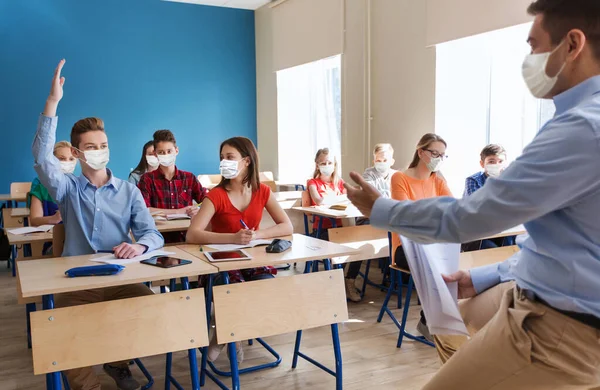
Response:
[42,295,61,390]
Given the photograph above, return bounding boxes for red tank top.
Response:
[207,183,271,233]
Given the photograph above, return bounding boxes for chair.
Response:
[210,269,348,390]
[10,182,32,206]
[31,289,208,390]
[259,171,274,181]
[328,225,390,298]
[262,180,277,192]
[198,174,221,189]
[377,232,433,348]
[3,208,26,275]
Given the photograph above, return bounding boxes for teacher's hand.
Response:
[344,172,382,218]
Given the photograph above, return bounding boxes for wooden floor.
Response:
[0,262,440,390]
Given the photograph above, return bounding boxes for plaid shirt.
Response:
[138,167,207,209]
[463,171,487,197]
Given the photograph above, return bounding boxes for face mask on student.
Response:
[319,165,335,177]
[157,154,176,167]
[77,149,110,171]
[485,163,504,178]
[522,40,567,98]
[426,157,443,173]
[60,160,77,174]
[220,159,240,179]
[374,161,391,174]
[146,155,160,168]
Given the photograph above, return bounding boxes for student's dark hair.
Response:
[408,133,447,169]
[132,140,154,175]
[153,129,177,149]
[71,117,105,149]
[217,137,261,192]
[480,144,506,161]
[527,0,600,60]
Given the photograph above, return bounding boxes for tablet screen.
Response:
[205,250,252,262]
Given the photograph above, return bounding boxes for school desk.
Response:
[178,234,357,390]
[154,218,192,233]
[18,246,218,390]
[482,225,526,240]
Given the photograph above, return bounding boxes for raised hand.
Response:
[44,59,66,117]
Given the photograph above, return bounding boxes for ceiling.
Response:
[163,0,272,10]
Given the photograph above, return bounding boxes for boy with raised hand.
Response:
[33,59,164,390]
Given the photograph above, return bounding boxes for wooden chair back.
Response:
[31,289,208,375]
[213,269,348,344]
[262,180,277,192]
[259,171,274,181]
[459,245,519,270]
[3,208,25,259]
[198,174,221,189]
[328,225,389,265]
[10,182,32,199]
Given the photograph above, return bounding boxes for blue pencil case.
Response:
[65,264,125,278]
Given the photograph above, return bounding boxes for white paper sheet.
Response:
[400,236,468,336]
[321,194,349,206]
[205,239,273,251]
[89,250,176,265]
[7,225,54,235]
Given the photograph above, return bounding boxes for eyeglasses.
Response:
[423,149,448,160]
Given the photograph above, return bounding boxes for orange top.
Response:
[391,171,452,260]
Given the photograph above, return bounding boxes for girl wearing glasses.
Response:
[390,133,453,342]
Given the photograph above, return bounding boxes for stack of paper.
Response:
[166,214,191,221]
[205,239,273,251]
[7,225,54,235]
[400,236,468,336]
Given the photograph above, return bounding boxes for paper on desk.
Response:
[400,236,468,336]
[321,194,349,206]
[90,250,176,265]
[7,225,54,235]
[166,213,191,220]
[205,239,273,251]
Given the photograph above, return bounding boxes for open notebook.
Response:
[400,236,468,336]
[205,239,273,252]
[7,225,54,235]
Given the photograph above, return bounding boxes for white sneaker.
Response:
[345,278,362,302]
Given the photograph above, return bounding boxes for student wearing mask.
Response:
[128,140,159,186]
[138,129,207,241]
[33,60,164,390]
[307,149,360,300]
[362,143,397,199]
[186,136,293,362]
[390,133,452,341]
[463,144,514,250]
[345,0,600,387]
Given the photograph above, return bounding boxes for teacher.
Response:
[345,0,600,389]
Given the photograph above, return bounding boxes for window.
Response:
[435,23,555,196]
[276,55,342,185]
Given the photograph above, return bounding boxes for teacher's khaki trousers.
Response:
[425,281,600,390]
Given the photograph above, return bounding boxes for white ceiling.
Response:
[163,0,272,10]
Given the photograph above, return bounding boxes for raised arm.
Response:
[33,59,71,202]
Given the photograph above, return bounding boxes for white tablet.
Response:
[204,249,253,263]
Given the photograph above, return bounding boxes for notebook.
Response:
[166,214,191,221]
[205,239,274,252]
[7,225,54,235]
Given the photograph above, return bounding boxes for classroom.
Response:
[1,0,600,389]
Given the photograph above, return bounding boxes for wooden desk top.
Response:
[273,191,303,201]
[154,218,191,233]
[17,246,219,298]
[7,232,53,245]
[482,225,526,240]
[459,246,520,270]
[178,234,358,272]
[10,208,30,218]
[0,194,27,202]
[291,205,364,219]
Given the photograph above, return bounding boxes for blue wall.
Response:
[0,0,256,191]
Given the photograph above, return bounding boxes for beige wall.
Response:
[255,0,531,180]
[426,0,532,46]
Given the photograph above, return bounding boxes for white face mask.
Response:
[79,149,109,171]
[485,163,504,178]
[374,161,391,175]
[157,154,176,167]
[319,165,335,177]
[220,159,240,179]
[426,157,443,173]
[146,155,160,168]
[59,160,77,174]
[522,40,567,98]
